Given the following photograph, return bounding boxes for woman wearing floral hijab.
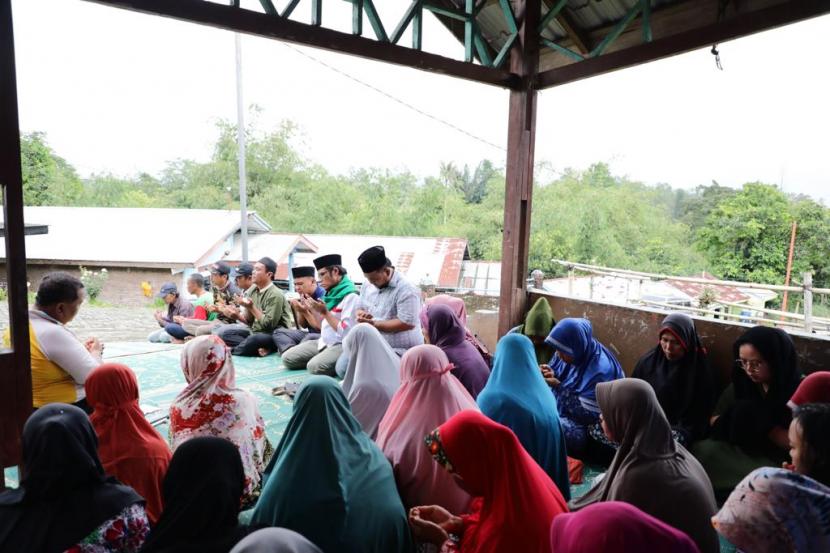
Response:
[169,335,269,506]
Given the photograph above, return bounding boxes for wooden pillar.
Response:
[498,0,540,336]
[0,0,33,481]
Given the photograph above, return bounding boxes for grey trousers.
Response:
[281,340,343,377]
[272,328,320,355]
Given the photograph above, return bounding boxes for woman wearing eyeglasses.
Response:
[691,326,802,502]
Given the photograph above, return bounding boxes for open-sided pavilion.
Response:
[2,0,829,479]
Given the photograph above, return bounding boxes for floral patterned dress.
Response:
[65,503,150,553]
[170,335,270,506]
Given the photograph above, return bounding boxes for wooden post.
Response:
[0,0,33,478]
[803,272,813,333]
[498,0,540,336]
[567,269,574,296]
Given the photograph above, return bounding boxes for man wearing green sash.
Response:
[282,253,358,376]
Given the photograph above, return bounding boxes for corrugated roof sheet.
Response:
[0,206,270,267]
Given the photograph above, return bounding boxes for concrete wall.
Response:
[530,291,830,384]
[0,264,173,307]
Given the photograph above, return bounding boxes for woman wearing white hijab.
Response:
[341,323,401,439]
[230,528,323,553]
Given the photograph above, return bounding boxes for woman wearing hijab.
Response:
[251,376,413,553]
[376,344,478,513]
[788,370,830,409]
[425,294,492,366]
[476,334,570,500]
[0,403,148,552]
[570,379,719,553]
[713,403,830,553]
[141,437,252,553]
[550,502,701,553]
[424,304,490,398]
[510,297,556,364]
[692,326,801,500]
[341,323,401,439]
[169,335,269,506]
[409,410,567,553]
[632,313,718,445]
[542,317,624,456]
[230,528,323,553]
[85,363,172,524]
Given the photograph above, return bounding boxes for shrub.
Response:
[79,266,109,301]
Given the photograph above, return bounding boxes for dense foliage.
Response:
[18,120,830,289]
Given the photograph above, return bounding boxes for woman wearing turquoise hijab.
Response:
[250,376,413,553]
[477,334,570,500]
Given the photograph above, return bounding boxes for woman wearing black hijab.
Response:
[0,403,147,553]
[692,326,802,501]
[140,437,253,553]
[632,313,718,445]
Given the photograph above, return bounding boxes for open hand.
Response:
[409,505,456,545]
[307,298,328,315]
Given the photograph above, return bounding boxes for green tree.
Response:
[20,132,83,205]
[696,183,792,283]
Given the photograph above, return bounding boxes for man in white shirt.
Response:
[282,253,358,376]
[3,272,103,412]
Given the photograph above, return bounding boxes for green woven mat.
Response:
[4,342,311,489]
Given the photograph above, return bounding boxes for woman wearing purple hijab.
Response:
[424,304,490,398]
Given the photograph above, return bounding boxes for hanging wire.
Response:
[711,0,731,71]
[278,42,566,177]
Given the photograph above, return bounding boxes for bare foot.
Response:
[257,347,269,357]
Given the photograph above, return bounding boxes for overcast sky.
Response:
[10,0,830,203]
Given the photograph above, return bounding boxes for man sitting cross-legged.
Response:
[174,262,241,339]
[269,265,326,356]
[214,256,294,356]
[163,273,213,342]
[281,253,358,376]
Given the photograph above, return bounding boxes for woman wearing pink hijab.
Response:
[550,502,701,553]
[376,344,478,514]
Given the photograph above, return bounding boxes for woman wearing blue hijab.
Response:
[543,318,624,456]
[477,334,571,500]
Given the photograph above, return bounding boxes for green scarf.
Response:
[324,275,357,310]
[523,297,555,336]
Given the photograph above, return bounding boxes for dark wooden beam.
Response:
[537,0,830,89]
[498,0,539,336]
[84,0,520,89]
[0,0,33,474]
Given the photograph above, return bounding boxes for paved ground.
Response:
[0,304,160,343]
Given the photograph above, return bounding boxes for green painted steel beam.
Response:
[281,0,300,18]
[363,0,388,42]
[351,0,363,36]
[311,0,321,26]
[538,0,568,32]
[642,0,652,43]
[499,0,518,35]
[391,0,423,45]
[464,0,474,63]
[473,23,493,67]
[493,32,517,68]
[423,3,467,22]
[590,3,642,57]
[541,38,585,62]
[412,9,422,50]
[257,0,277,16]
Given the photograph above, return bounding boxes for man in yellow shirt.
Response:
[4,272,103,412]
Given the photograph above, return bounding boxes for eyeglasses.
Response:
[318,269,329,278]
[736,358,765,371]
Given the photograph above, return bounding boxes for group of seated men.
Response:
[147,245,423,375]
[17,245,423,415]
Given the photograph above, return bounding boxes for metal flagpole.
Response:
[235,32,249,263]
